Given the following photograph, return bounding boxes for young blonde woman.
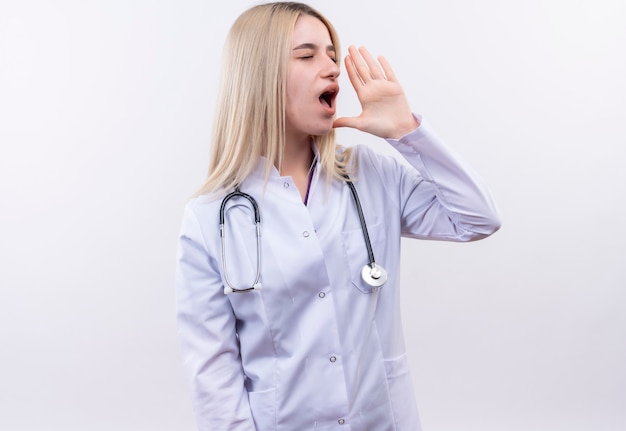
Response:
[175,2,501,430]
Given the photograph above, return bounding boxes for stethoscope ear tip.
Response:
[253,283,262,290]
[224,287,234,295]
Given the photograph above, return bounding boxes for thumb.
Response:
[333,116,361,130]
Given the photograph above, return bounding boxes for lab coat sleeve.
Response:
[175,203,256,431]
[384,116,502,241]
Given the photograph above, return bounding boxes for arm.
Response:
[335,45,500,241]
[175,204,256,430]
[387,119,501,241]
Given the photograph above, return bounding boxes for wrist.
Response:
[387,114,421,140]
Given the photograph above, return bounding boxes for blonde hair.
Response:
[196,2,352,196]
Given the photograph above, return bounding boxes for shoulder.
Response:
[179,191,229,246]
[184,189,232,215]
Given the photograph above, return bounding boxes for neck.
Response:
[281,130,313,173]
[281,133,314,202]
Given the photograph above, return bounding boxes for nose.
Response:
[323,56,340,79]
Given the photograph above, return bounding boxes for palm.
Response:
[334,46,418,139]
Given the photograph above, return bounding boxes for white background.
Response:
[1,1,625,430]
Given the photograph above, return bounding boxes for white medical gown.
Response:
[175,118,501,430]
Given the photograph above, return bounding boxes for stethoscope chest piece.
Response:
[361,263,387,288]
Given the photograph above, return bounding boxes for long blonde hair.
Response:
[196,2,352,196]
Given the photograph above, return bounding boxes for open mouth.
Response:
[319,89,338,108]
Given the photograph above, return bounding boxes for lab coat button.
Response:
[338,418,345,425]
[318,291,326,298]
[329,355,337,363]
[283,182,290,188]
[302,231,310,238]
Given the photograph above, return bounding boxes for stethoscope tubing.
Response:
[344,176,377,270]
[219,176,386,293]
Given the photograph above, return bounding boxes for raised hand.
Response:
[333,45,420,139]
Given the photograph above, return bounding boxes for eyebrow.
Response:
[293,43,336,53]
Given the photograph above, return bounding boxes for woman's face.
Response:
[285,15,340,142]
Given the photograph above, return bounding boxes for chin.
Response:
[310,122,334,137]
[311,130,332,138]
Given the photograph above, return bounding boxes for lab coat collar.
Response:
[242,140,322,193]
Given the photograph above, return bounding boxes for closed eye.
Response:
[294,42,337,63]
[299,55,337,64]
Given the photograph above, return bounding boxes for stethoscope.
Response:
[219,176,387,294]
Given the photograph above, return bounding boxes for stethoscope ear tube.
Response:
[220,187,263,294]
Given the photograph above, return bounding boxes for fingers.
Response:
[345,46,396,84]
[344,54,365,90]
[377,55,398,82]
[345,46,378,84]
[357,46,385,80]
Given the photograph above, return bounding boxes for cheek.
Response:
[286,67,312,107]
[285,91,298,120]
[285,85,309,121]
[286,80,303,103]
